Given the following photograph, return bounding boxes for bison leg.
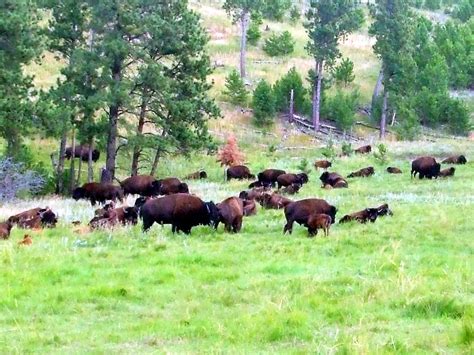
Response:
[142,219,154,232]
[233,217,242,233]
[307,228,317,238]
[324,227,329,237]
[90,199,97,206]
[419,173,424,180]
[283,220,294,234]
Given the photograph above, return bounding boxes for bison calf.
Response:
[339,208,379,224]
[355,145,371,154]
[442,155,467,165]
[387,167,402,174]
[242,199,257,216]
[314,160,332,170]
[439,167,455,177]
[185,170,207,180]
[320,172,348,188]
[307,213,332,237]
[348,167,374,178]
[283,198,337,235]
[280,183,301,195]
[257,193,293,209]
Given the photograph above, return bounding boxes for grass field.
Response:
[1,139,473,353]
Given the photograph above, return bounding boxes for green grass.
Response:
[0,140,473,352]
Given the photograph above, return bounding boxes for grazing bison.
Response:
[242,199,257,216]
[375,203,393,217]
[307,213,332,237]
[65,145,100,162]
[153,177,189,195]
[257,169,286,186]
[348,166,375,178]
[387,167,402,174]
[140,194,219,234]
[256,193,293,209]
[8,207,58,229]
[314,160,332,170]
[248,180,272,189]
[411,156,441,179]
[320,171,348,188]
[0,221,13,239]
[439,167,455,177]
[117,175,160,197]
[216,197,244,232]
[73,182,124,205]
[280,183,301,195]
[226,165,255,181]
[276,173,308,189]
[339,208,379,224]
[185,170,208,180]
[283,198,337,234]
[355,145,372,154]
[442,155,467,165]
[239,187,268,201]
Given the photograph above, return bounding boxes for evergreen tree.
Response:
[273,67,309,114]
[252,80,276,126]
[263,31,295,56]
[224,70,248,105]
[332,58,356,87]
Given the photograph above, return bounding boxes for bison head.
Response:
[376,203,393,217]
[365,208,379,223]
[432,163,441,178]
[458,155,467,164]
[239,191,249,200]
[151,180,162,195]
[297,173,309,184]
[72,187,86,200]
[123,207,139,225]
[204,201,220,229]
[178,183,189,194]
[38,208,58,228]
[199,171,208,179]
[91,149,100,162]
[248,173,256,180]
[319,172,330,184]
[134,196,151,212]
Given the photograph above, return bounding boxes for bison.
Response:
[140,193,219,234]
[320,171,348,188]
[65,145,100,162]
[442,155,467,165]
[339,208,379,224]
[184,170,208,180]
[94,201,116,217]
[411,156,441,179]
[73,182,124,206]
[307,213,332,237]
[0,221,13,239]
[314,160,332,170]
[276,173,308,189]
[257,169,286,186]
[226,165,255,181]
[153,177,189,195]
[8,207,58,229]
[355,145,372,154]
[216,197,244,232]
[117,175,160,197]
[238,187,268,201]
[375,203,393,217]
[387,167,402,174]
[439,167,455,177]
[256,193,293,209]
[89,206,139,229]
[347,166,375,178]
[280,183,301,195]
[248,180,272,189]
[242,199,257,216]
[283,198,337,234]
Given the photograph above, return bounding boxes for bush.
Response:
[0,158,45,201]
[290,6,300,23]
[247,16,261,46]
[297,158,311,174]
[224,70,248,106]
[440,98,471,135]
[373,144,388,165]
[323,90,359,131]
[394,102,421,140]
[252,80,276,126]
[321,137,336,161]
[273,67,309,114]
[341,142,353,156]
[263,31,295,57]
[332,58,355,87]
[261,0,291,21]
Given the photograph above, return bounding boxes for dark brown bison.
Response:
[8,207,58,229]
[320,172,348,188]
[411,156,441,179]
[238,187,268,201]
[94,201,116,217]
[256,193,293,209]
[375,203,393,217]
[226,165,255,180]
[314,160,332,170]
[0,221,13,239]
[439,167,455,177]
[257,169,286,186]
[216,197,244,232]
[184,170,208,180]
[347,166,375,178]
[442,155,467,165]
[355,145,372,154]
[117,175,160,197]
[73,182,124,206]
[280,183,301,195]
[140,194,219,234]
[276,173,308,189]
[248,180,272,189]
[387,167,402,174]
[307,213,332,237]
[242,199,257,216]
[89,206,139,229]
[283,198,337,234]
[65,145,100,162]
[339,208,379,224]
[153,177,189,195]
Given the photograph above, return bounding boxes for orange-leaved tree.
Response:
[217,135,245,167]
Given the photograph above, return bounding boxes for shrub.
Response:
[273,67,309,114]
[373,143,388,165]
[297,158,311,174]
[321,136,336,161]
[332,58,355,87]
[290,6,300,23]
[261,0,291,21]
[224,70,248,106]
[341,142,353,156]
[247,21,261,46]
[263,31,295,57]
[394,102,421,140]
[323,90,359,131]
[440,98,471,135]
[252,80,276,126]
[0,158,45,202]
[217,135,245,167]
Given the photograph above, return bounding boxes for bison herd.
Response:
[0,147,468,240]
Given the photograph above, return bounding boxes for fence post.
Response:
[289,89,294,123]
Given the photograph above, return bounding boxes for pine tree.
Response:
[224,70,248,105]
[263,31,295,57]
[273,67,309,114]
[252,80,276,126]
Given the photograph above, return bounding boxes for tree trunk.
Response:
[312,61,322,132]
[87,137,94,182]
[56,131,67,194]
[150,149,161,177]
[69,128,76,193]
[372,69,384,111]
[380,90,388,139]
[76,145,83,186]
[131,98,146,176]
[6,128,22,160]
[239,10,249,78]
[289,89,294,123]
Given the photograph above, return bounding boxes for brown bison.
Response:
[276,173,308,189]
[283,198,337,234]
[375,203,393,217]
[355,145,372,154]
[184,170,208,180]
[226,165,255,181]
[257,169,286,186]
[117,175,160,197]
[140,194,219,234]
[73,182,124,206]
[314,160,332,170]
[442,155,467,165]
[216,197,244,232]
[94,201,116,217]
[387,167,402,174]
[256,193,293,209]
[8,207,58,229]
[242,199,257,216]
[347,166,375,178]
[439,167,455,177]
[307,213,332,237]
[0,221,13,239]
[89,206,138,229]
[238,187,268,201]
[320,172,348,188]
[280,183,301,195]
[65,145,100,162]
[411,156,441,179]
[154,177,189,195]
[248,180,272,189]
[339,208,379,224]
